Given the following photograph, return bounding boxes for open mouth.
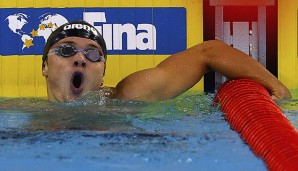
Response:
[70,72,84,94]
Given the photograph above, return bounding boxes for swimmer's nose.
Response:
[74,60,86,67]
[73,53,86,68]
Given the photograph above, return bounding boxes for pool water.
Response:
[0,91,297,171]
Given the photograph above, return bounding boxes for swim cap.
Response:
[42,20,107,68]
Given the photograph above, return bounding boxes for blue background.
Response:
[0,8,186,55]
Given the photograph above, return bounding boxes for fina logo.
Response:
[2,8,186,56]
[84,12,156,51]
[5,12,157,51]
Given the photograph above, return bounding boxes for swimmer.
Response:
[42,20,291,102]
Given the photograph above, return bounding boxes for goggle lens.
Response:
[85,50,101,62]
[60,45,76,57]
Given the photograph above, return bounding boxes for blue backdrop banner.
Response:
[0,8,186,55]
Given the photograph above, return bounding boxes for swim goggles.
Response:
[54,44,105,62]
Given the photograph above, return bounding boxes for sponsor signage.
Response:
[0,8,186,55]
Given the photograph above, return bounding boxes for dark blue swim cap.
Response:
[42,20,107,68]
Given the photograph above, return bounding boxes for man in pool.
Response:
[42,20,291,102]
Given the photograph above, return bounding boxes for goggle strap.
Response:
[55,45,104,62]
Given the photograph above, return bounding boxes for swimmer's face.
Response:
[42,37,105,102]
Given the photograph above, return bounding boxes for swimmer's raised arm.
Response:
[114,40,291,101]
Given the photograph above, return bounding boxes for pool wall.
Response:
[0,0,203,97]
[0,0,297,97]
[278,0,298,89]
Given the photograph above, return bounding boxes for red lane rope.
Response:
[215,79,298,171]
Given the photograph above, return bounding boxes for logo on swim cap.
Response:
[63,24,98,35]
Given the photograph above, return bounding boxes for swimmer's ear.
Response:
[42,61,48,77]
[100,78,104,86]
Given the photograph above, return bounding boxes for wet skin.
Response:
[43,39,291,102]
[42,37,105,102]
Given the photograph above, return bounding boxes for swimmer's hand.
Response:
[270,83,292,100]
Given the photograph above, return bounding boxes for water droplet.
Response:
[186,158,192,163]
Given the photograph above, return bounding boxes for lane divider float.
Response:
[215,79,298,170]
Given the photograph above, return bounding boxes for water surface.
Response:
[1,91,297,171]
